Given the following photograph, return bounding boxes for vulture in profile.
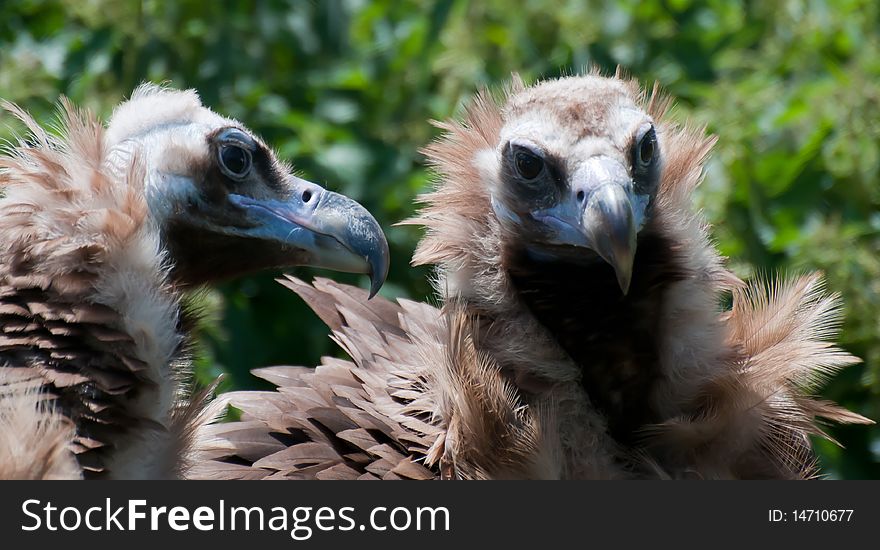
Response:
[0,84,389,479]
[191,70,871,480]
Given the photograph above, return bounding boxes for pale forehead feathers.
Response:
[501,75,651,146]
[105,83,236,147]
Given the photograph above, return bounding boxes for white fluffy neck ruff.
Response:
[93,227,183,479]
[98,85,202,478]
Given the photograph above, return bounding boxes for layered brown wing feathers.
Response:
[188,276,561,480]
[188,277,440,480]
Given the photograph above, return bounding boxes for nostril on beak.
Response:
[576,190,586,203]
[302,190,312,203]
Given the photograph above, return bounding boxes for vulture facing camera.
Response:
[0,84,389,479]
[191,71,872,480]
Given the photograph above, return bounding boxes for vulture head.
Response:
[0,84,389,479]
[104,84,389,294]
[487,77,660,294]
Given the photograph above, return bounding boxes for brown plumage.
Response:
[189,277,440,480]
[193,70,871,479]
[0,370,80,479]
[0,85,388,479]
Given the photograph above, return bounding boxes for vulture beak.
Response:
[531,156,639,294]
[229,177,390,298]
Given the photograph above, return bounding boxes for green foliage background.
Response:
[1,0,878,478]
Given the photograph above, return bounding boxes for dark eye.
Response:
[219,144,252,179]
[514,148,544,180]
[636,127,657,169]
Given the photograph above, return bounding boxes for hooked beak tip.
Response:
[617,270,632,296]
[583,184,638,296]
[228,186,390,297]
[368,284,381,300]
[367,243,390,299]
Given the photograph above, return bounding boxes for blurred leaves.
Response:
[1,0,878,477]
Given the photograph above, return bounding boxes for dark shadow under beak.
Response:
[229,178,390,298]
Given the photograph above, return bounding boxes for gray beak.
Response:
[229,177,390,298]
[580,184,637,294]
[531,156,639,294]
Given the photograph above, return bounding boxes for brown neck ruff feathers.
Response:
[0,94,207,479]
[194,72,871,479]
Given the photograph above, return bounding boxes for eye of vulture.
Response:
[0,84,389,479]
[191,71,871,480]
